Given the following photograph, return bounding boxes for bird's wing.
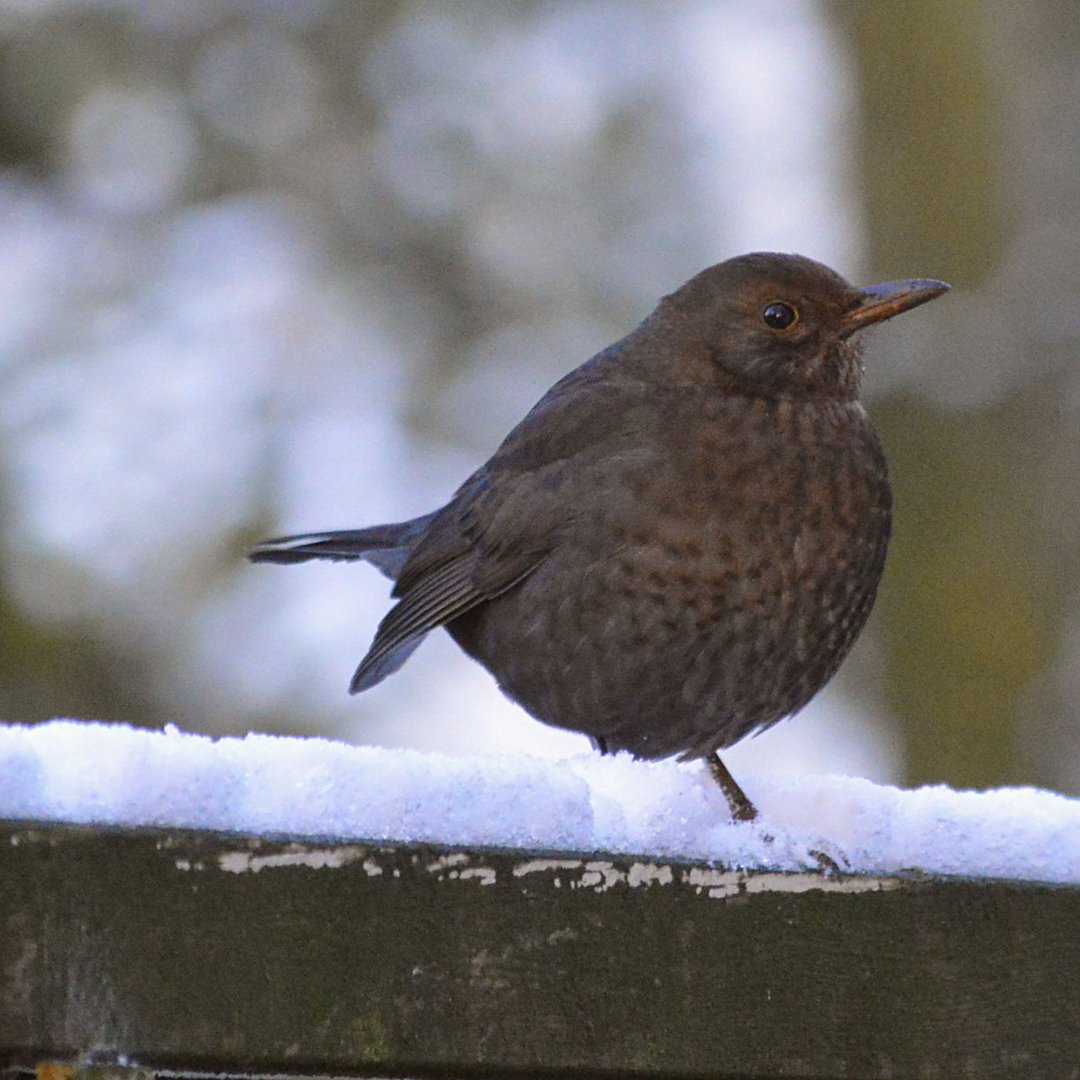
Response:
[351,367,655,692]
[349,541,538,691]
[350,464,566,693]
[349,487,552,693]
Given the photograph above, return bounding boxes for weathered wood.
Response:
[1,820,1078,1079]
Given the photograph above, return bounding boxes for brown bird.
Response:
[250,253,948,822]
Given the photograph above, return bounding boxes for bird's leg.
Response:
[707,752,759,822]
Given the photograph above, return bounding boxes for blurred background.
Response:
[0,0,1076,794]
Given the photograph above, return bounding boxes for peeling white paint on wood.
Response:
[170,839,902,898]
[212,844,375,874]
[682,865,903,898]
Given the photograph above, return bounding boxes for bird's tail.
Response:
[248,513,437,581]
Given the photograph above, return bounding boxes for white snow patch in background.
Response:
[2,720,1077,884]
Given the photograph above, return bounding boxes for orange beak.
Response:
[842,278,950,337]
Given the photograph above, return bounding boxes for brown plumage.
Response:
[251,253,949,821]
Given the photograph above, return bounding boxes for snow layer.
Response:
[1,720,1077,884]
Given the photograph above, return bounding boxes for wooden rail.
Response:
[1,820,1078,1078]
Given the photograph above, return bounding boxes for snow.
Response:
[2,719,1078,885]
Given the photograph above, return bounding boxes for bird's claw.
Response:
[807,847,848,879]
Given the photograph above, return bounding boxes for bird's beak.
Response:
[842,278,950,337]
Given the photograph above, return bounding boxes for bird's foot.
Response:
[760,837,851,878]
[806,845,850,879]
[703,753,851,877]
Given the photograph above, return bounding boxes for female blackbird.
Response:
[251,253,949,821]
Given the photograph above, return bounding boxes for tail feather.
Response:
[248,514,436,580]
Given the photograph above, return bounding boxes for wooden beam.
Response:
[1,821,1077,1078]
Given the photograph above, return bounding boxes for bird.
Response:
[250,252,949,823]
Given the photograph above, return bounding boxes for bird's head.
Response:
[645,252,949,400]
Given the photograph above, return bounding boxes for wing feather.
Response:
[350,552,536,693]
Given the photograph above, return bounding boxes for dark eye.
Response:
[762,302,798,330]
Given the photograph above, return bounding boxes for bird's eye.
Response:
[762,302,799,331]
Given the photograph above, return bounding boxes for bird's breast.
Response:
[578,394,891,685]
[450,393,892,758]
[636,395,890,559]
